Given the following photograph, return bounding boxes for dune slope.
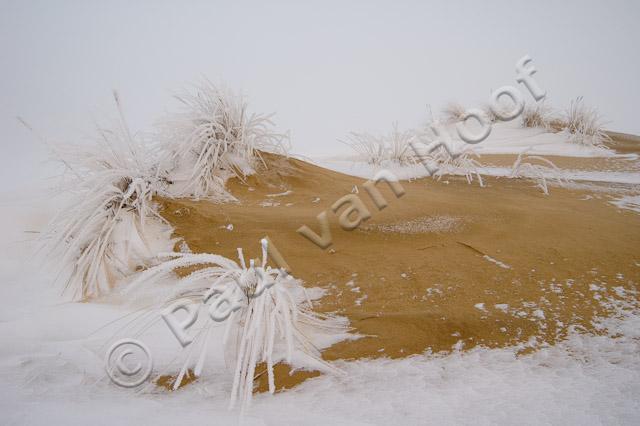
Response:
[158,152,640,388]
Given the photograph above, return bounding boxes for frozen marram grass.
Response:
[341,121,485,185]
[440,102,467,124]
[563,96,611,147]
[430,147,485,186]
[35,83,350,412]
[43,81,294,300]
[341,130,386,166]
[43,92,174,300]
[126,239,348,411]
[158,80,290,201]
[341,122,415,166]
[412,125,485,186]
[36,83,349,413]
[521,101,555,130]
[340,97,616,188]
[509,151,569,195]
[518,97,610,148]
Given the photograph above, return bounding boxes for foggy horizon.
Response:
[2,0,639,184]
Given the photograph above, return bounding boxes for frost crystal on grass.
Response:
[128,239,348,411]
[159,80,290,200]
[521,101,555,130]
[441,102,467,124]
[44,92,173,300]
[510,152,570,195]
[342,122,416,166]
[562,97,611,148]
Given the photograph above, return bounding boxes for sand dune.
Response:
[158,148,640,389]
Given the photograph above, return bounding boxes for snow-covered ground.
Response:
[314,121,640,213]
[314,160,640,186]
[3,292,640,426]
[2,157,640,425]
[611,195,640,214]
[319,121,629,166]
[459,121,620,158]
[2,123,640,424]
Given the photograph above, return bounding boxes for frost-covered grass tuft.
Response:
[45,92,173,300]
[521,101,555,130]
[432,148,485,186]
[41,81,290,299]
[480,103,499,123]
[128,239,347,411]
[342,131,386,166]
[160,80,290,200]
[562,97,611,147]
[342,122,416,166]
[387,123,416,165]
[441,102,467,123]
[509,152,569,195]
[411,127,485,186]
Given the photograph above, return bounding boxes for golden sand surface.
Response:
[157,139,640,391]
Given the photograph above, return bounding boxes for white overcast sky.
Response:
[1,0,639,185]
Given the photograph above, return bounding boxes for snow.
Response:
[474,303,487,312]
[463,121,619,158]
[266,190,293,198]
[479,167,640,185]
[322,121,628,167]
[316,155,639,185]
[495,304,510,313]
[2,216,640,425]
[312,158,429,181]
[314,122,640,187]
[483,255,511,270]
[316,159,640,188]
[2,134,640,423]
[316,154,640,187]
[611,195,640,213]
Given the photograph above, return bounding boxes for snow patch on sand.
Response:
[362,215,462,234]
[610,194,640,213]
[3,183,640,425]
[483,255,511,269]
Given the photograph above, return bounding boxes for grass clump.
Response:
[342,122,416,166]
[160,80,289,200]
[45,92,173,300]
[562,96,611,147]
[521,101,554,130]
[509,152,569,195]
[128,239,347,410]
[441,102,467,123]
